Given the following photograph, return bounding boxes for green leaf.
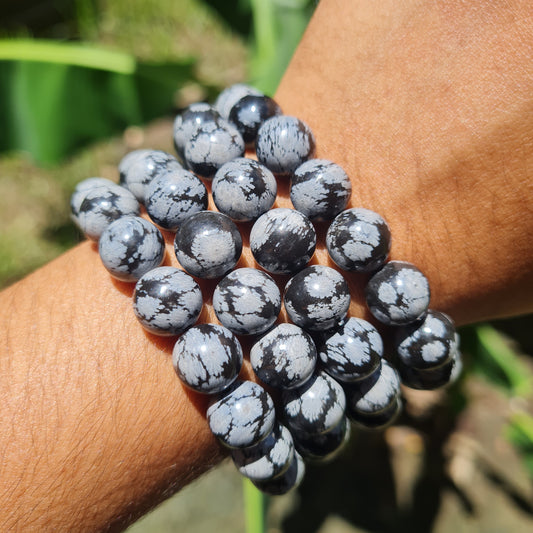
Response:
[243,477,266,533]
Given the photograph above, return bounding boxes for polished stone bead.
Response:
[252,452,305,495]
[98,216,165,281]
[290,159,352,220]
[214,83,262,120]
[348,397,402,429]
[118,149,181,203]
[174,211,242,279]
[366,261,430,326]
[326,208,391,272]
[145,167,208,231]
[250,323,317,389]
[319,317,383,383]
[282,370,346,435]
[207,380,275,448]
[77,184,140,241]
[213,268,281,335]
[212,158,277,221]
[256,116,316,175]
[229,94,282,144]
[133,266,202,336]
[173,323,243,395]
[70,177,116,223]
[284,265,351,331]
[250,208,316,274]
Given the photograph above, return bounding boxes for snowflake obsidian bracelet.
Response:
[70,82,462,496]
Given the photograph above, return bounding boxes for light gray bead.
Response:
[145,168,208,231]
[173,324,243,395]
[252,451,306,496]
[70,177,116,222]
[207,380,276,448]
[212,158,277,221]
[256,116,316,175]
[214,83,262,119]
[133,267,202,336]
[251,323,317,389]
[98,216,165,281]
[213,268,281,335]
[77,184,140,241]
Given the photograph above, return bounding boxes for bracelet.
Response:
[71,82,462,496]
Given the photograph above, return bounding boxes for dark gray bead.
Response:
[77,185,140,241]
[284,265,351,331]
[319,317,383,383]
[231,423,294,482]
[133,267,202,336]
[229,95,282,144]
[98,216,165,281]
[326,208,391,272]
[250,208,316,274]
[366,261,430,326]
[207,380,275,448]
[214,83,262,120]
[173,324,243,395]
[212,158,277,221]
[348,397,402,429]
[145,167,208,231]
[256,116,316,175]
[119,149,181,203]
[252,451,305,496]
[282,370,346,435]
[250,323,317,389]
[174,211,242,279]
[70,177,116,222]
[394,310,456,370]
[290,159,352,220]
[213,268,281,335]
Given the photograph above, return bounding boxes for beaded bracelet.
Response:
[71,82,462,495]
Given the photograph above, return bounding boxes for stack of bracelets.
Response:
[70,83,462,496]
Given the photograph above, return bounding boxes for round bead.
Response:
[173,324,243,395]
[207,380,275,448]
[77,185,140,241]
[250,323,317,389]
[145,167,208,231]
[214,83,262,120]
[231,423,294,482]
[133,267,203,336]
[229,94,282,144]
[98,216,165,281]
[394,310,456,370]
[184,118,245,179]
[348,397,402,429]
[366,260,431,326]
[70,177,116,222]
[282,370,346,435]
[319,317,383,383]
[256,116,316,175]
[173,102,220,159]
[212,158,277,221]
[284,265,351,331]
[326,208,391,272]
[290,159,352,220]
[397,355,456,390]
[213,268,281,335]
[119,149,181,203]
[174,211,242,279]
[250,208,316,274]
[252,451,305,496]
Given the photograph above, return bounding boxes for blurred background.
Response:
[0,1,531,532]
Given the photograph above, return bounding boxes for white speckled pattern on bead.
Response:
[70,177,117,222]
[293,416,350,461]
[348,397,402,429]
[213,268,281,335]
[214,83,263,119]
[252,451,305,495]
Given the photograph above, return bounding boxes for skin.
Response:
[0,0,532,530]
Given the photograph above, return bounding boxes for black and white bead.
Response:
[326,208,391,273]
[174,211,242,279]
[133,267,203,336]
[398,350,461,391]
[250,323,317,390]
[319,317,383,383]
[70,177,116,223]
[250,208,316,274]
[98,216,165,281]
[212,268,281,335]
[366,260,431,326]
[145,167,208,231]
[284,265,351,331]
[256,116,316,175]
[207,380,275,449]
[348,397,402,429]
[173,324,243,395]
[214,83,262,120]
[212,158,277,221]
[252,451,306,496]
[290,159,352,221]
